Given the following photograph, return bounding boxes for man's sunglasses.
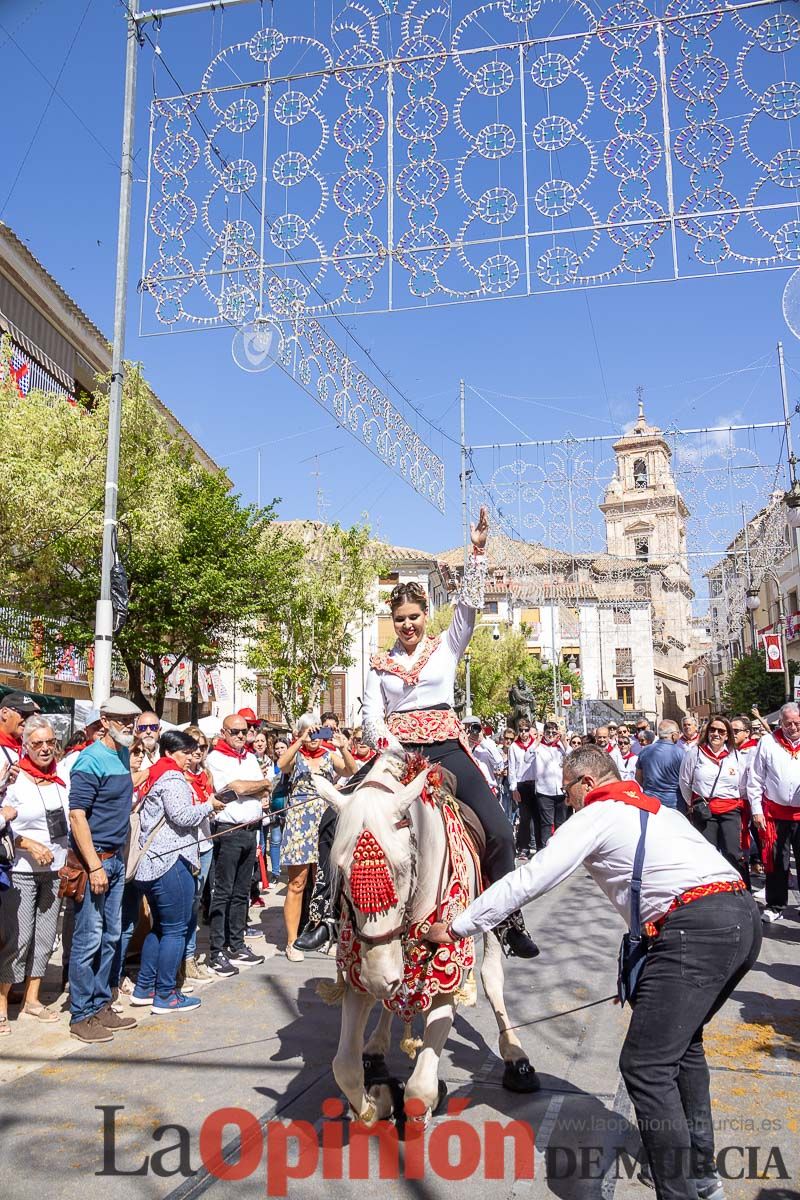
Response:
[137,723,159,732]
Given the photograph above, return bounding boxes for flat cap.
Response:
[99,696,142,718]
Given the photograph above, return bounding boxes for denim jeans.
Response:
[69,852,126,1024]
[269,821,283,878]
[619,890,762,1199]
[110,882,142,989]
[135,857,196,1000]
[184,847,213,961]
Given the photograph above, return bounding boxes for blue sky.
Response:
[2,0,799,578]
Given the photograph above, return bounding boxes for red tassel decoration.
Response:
[350,830,398,913]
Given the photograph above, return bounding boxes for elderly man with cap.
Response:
[746,701,800,924]
[67,695,142,1043]
[0,692,39,773]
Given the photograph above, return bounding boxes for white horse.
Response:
[314,753,539,1127]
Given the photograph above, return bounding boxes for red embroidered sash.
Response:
[761,797,800,871]
[644,879,746,938]
[370,636,441,687]
[387,708,463,745]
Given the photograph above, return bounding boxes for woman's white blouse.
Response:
[362,554,485,747]
[5,771,70,873]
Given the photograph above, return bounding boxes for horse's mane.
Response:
[330,785,416,880]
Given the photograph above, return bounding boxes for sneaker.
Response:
[70,1015,113,1043]
[751,886,766,903]
[183,957,213,982]
[251,897,266,909]
[95,1005,138,1032]
[151,992,202,1015]
[129,989,156,1006]
[207,953,239,978]
[119,976,135,996]
[244,924,261,938]
[227,947,265,966]
[761,907,784,923]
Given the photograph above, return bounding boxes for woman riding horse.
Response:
[295,506,539,959]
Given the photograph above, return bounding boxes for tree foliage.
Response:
[245,523,388,725]
[0,347,296,714]
[428,609,581,718]
[721,651,794,716]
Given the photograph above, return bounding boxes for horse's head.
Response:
[314,758,430,999]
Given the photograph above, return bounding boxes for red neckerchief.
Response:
[619,750,636,763]
[774,729,800,757]
[605,743,614,753]
[680,734,698,746]
[140,755,182,797]
[300,740,336,759]
[738,738,759,751]
[17,755,66,787]
[212,739,246,762]
[541,736,561,748]
[185,767,213,805]
[699,744,729,765]
[0,730,21,752]
[352,746,376,763]
[584,779,660,814]
[68,740,91,756]
[515,734,535,750]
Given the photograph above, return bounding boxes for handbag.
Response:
[58,849,89,904]
[617,809,650,1007]
[125,799,167,882]
[689,755,726,826]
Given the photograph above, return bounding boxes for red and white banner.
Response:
[764,633,785,674]
[561,684,573,707]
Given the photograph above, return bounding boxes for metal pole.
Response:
[257,447,261,510]
[93,14,139,705]
[778,588,790,701]
[460,379,468,571]
[134,0,258,21]
[465,652,472,717]
[742,504,756,651]
[778,341,795,486]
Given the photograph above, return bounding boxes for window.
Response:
[484,601,498,614]
[617,684,635,710]
[634,537,649,561]
[615,647,633,677]
[521,607,540,623]
[379,572,399,586]
[320,672,347,720]
[634,578,648,597]
[633,458,648,489]
[613,607,631,625]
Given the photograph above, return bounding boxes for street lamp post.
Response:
[464,651,472,717]
[747,569,791,701]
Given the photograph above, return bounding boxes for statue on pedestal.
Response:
[508,676,535,730]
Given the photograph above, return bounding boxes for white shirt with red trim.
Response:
[745,733,800,816]
[533,740,566,796]
[206,749,264,826]
[451,797,740,938]
[507,737,536,790]
[679,745,745,806]
[610,747,638,782]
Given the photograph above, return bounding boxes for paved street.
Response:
[1,871,797,1200]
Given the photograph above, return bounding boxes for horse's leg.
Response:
[333,989,381,1123]
[364,1005,394,1058]
[403,998,454,1125]
[480,932,540,1093]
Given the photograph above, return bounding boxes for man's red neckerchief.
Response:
[584,779,660,814]
[17,755,66,787]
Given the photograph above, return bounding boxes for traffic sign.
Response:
[562,684,573,707]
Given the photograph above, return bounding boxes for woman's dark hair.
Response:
[159,729,198,757]
[129,735,145,755]
[389,580,428,614]
[700,714,734,748]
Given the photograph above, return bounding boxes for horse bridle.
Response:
[339,780,450,958]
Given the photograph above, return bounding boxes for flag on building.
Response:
[764,633,784,674]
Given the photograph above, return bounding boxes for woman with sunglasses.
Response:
[610,729,638,782]
[679,715,750,885]
[567,734,583,752]
[181,726,216,983]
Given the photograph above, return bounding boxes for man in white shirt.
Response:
[507,719,537,861]
[533,721,567,849]
[464,718,503,794]
[205,714,273,975]
[427,746,761,1200]
[679,716,700,752]
[746,702,800,923]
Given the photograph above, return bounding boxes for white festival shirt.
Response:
[679,746,745,806]
[451,798,740,938]
[610,746,638,782]
[362,554,486,746]
[507,737,537,790]
[745,732,800,817]
[533,740,567,796]
[471,737,504,791]
[5,770,71,873]
[206,748,264,826]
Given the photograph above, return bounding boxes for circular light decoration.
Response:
[782,268,800,340]
[231,318,284,373]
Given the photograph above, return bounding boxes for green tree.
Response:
[245,523,388,725]
[0,351,296,714]
[721,651,794,715]
[428,611,581,718]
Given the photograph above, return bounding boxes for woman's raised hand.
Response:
[470,504,489,552]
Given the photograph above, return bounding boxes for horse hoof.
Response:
[502,1059,541,1093]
